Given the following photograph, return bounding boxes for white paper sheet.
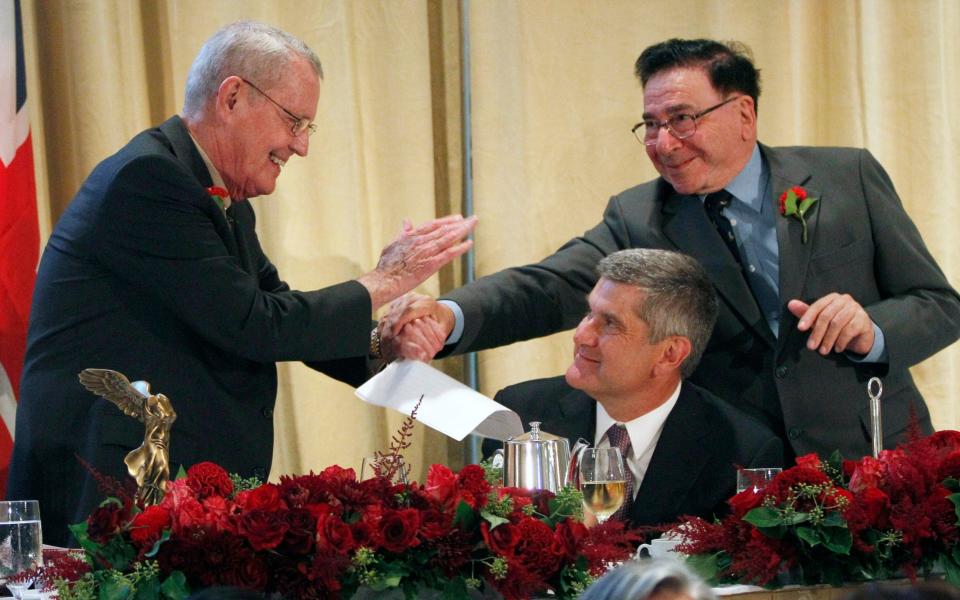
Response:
[355,361,524,442]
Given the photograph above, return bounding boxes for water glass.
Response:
[360,455,408,484]
[0,500,42,598]
[736,467,782,493]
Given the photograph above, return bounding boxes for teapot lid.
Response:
[507,421,566,443]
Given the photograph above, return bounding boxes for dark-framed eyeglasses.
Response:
[631,96,742,146]
[240,77,318,138]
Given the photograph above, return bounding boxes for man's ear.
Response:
[216,76,244,113]
[739,95,757,142]
[653,335,692,377]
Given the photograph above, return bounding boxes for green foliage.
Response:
[229,472,262,495]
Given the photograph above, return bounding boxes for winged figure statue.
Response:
[78,368,177,505]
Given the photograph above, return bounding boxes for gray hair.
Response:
[182,21,323,118]
[580,558,717,600]
[596,249,717,379]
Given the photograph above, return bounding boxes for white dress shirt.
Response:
[593,381,681,500]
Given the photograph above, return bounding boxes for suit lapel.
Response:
[629,383,711,525]
[158,116,241,259]
[555,389,596,446]
[661,191,774,347]
[761,145,819,345]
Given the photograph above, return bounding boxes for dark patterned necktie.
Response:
[605,424,634,522]
[703,190,743,267]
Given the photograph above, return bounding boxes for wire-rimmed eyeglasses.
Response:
[631,96,741,146]
[240,77,318,138]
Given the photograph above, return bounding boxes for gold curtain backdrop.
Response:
[18,0,960,482]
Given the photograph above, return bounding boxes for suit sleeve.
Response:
[92,155,372,366]
[856,150,960,371]
[443,196,636,354]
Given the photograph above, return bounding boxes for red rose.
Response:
[418,507,451,541]
[938,449,960,481]
[424,464,457,504]
[170,495,208,536]
[728,487,764,519]
[237,483,286,512]
[237,508,289,551]
[186,462,234,499]
[858,487,891,526]
[377,508,421,553]
[202,495,236,534]
[222,551,270,591]
[847,455,884,493]
[86,502,127,544]
[129,505,171,547]
[315,512,356,555]
[481,521,520,556]
[794,453,820,469]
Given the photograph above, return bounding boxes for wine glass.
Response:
[360,455,408,484]
[736,467,782,493]
[0,500,42,599]
[577,447,627,524]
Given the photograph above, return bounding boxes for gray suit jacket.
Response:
[9,116,372,546]
[451,145,960,460]
[483,377,784,527]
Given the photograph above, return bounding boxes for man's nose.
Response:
[655,125,683,153]
[573,317,597,346]
[291,132,309,157]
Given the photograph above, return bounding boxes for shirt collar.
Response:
[723,143,764,214]
[187,131,231,210]
[593,380,682,449]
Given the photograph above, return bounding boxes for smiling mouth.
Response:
[269,154,286,168]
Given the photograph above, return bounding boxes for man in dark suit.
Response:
[386,38,960,463]
[483,249,783,527]
[8,21,471,546]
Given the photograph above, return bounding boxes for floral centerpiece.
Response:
[27,447,640,599]
[674,429,960,588]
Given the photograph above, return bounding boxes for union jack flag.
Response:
[0,0,39,498]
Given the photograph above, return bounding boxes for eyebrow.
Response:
[642,102,697,120]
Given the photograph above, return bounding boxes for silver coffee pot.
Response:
[500,421,575,493]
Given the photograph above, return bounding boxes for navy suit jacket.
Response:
[483,376,784,527]
[452,145,960,459]
[9,116,371,546]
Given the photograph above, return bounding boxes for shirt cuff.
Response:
[438,300,465,345]
[846,322,888,364]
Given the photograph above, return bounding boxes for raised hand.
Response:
[787,293,875,355]
[357,215,477,310]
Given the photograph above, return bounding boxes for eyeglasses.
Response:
[240,77,318,137]
[631,96,741,146]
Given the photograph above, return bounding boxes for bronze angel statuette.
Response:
[78,368,177,505]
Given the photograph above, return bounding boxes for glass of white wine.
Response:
[0,500,42,600]
[578,447,627,524]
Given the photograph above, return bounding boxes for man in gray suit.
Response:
[482,249,783,527]
[384,38,960,462]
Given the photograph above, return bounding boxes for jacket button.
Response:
[775,365,788,378]
[261,406,273,418]
[788,427,802,440]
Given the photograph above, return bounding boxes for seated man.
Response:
[483,248,783,527]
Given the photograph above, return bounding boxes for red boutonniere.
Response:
[778,185,819,244]
[207,186,229,213]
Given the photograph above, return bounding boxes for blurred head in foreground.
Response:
[579,557,717,600]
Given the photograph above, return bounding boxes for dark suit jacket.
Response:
[9,116,372,546]
[451,145,960,460]
[482,377,784,527]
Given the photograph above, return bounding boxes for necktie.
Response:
[605,424,634,522]
[703,190,743,267]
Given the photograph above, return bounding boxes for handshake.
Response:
[376,293,455,363]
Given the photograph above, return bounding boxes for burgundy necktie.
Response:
[605,423,634,522]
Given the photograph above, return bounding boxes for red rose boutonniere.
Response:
[778,185,819,244]
[207,186,229,213]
